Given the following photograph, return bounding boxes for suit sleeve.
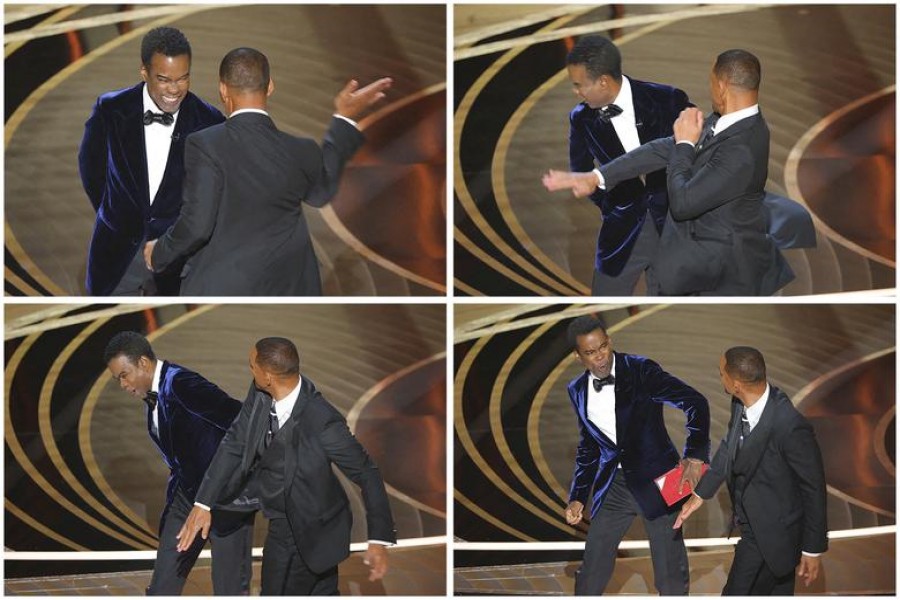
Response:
[78,97,108,212]
[152,134,223,272]
[599,136,674,189]
[568,113,607,209]
[695,401,740,499]
[643,360,710,462]
[568,396,601,504]
[195,383,256,507]
[303,117,365,207]
[170,371,241,431]
[781,417,828,554]
[318,407,397,543]
[666,137,755,221]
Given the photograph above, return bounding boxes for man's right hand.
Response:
[673,493,704,529]
[565,500,585,525]
[334,77,393,122]
[176,505,211,552]
[542,170,599,198]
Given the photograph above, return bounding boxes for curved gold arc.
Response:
[5,224,66,296]
[4,7,226,295]
[79,304,219,538]
[455,5,595,49]
[5,500,88,551]
[453,277,482,297]
[5,333,128,548]
[456,304,631,344]
[5,5,84,59]
[5,265,43,297]
[784,85,896,268]
[39,317,158,547]
[454,13,583,296]
[454,228,553,295]
[526,304,673,505]
[6,304,157,340]
[347,352,447,519]
[318,83,448,294]
[455,490,536,541]
[455,323,539,540]
[489,319,580,535]
[492,21,675,297]
[872,404,895,478]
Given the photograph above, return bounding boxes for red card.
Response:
[654,463,709,506]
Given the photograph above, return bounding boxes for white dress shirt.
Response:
[586,355,617,446]
[149,359,164,437]
[606,76,642,154]
[142,85,179,204]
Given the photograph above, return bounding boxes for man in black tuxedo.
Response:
[674,347,827,595]
[565,36,691,295]
[564,316,710,594]
[145,47,391,295]
[79,27,224,295]
[176,337,396,595]
[103,332,252,595]
[544,50,792,295]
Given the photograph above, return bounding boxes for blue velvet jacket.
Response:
[568,78,691,276]
[567,352,710,520]
[79,83,224,295]
[149,361,241,506]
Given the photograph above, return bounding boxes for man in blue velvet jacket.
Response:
[565,36,691,295]
[104,331,252,595]
[79,27,224,295]
[564,315,710,595]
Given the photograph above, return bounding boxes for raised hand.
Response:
[334,77,393,121]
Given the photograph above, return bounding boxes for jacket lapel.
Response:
[115,84,151,211]
[283,377,313,498]
[630,80,660,144]
[155,361,173,456]
[698,112,759,154]
[612,353,634,442]
[732,385,776,480]
[155,96,194,206]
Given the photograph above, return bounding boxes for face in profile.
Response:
[249,347,268,391]
[718,355,736,395]
[141,52,191,114]
[567,64,615,109]
[574,329,614,379]
[108,354,154,398]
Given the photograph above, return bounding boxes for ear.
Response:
[140,64,149,83]
[218,81,228,104]
[267,77,275,97]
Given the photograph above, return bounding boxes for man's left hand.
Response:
[334,78,393,122]
[363,543,389,582]
[678,457,705,495]
[541,170,597,198]
[796,554,822,587]
[673,107,704,144]
[143,240,156,271]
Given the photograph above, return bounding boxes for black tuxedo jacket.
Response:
[195,377,396,574]
[695,387,828,576]
[151,113,363,295]
[569,78,691,276]
[600,111,793,295]
[567,352,710,520]
[150,361,241,507]
[78,83,224,295]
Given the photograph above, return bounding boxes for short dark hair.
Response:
[141,27,192,67]
[724,346,766,383]
[714,49,761,91]
[567,315,608,347]
[566,35,622,82]
[255,337,300,376]
[104,331,155,365]
[219,47,270,93]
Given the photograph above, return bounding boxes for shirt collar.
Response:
[151,359,164,394]
[744,382,770,428]
[230,108,269,118]
[142,83,180,121]
[713,103,759,135]
[605,75,633,116]
[273,376,303,422]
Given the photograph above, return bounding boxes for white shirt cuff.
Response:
[193,502,211,512]
[368,539,393,546]
[591,168,606,190]
[677,140,696,147]
[333,113,360,129]
[801,551,822,557]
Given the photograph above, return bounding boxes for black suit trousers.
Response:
[261,518,339,595]
[148,484,253,595]
[575,470,688,595]
[724,524,796,595]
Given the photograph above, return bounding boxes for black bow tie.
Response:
[143,110,174,126]
[597,103,623,123]
[592,375,615,391]
[143,391,158,410]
